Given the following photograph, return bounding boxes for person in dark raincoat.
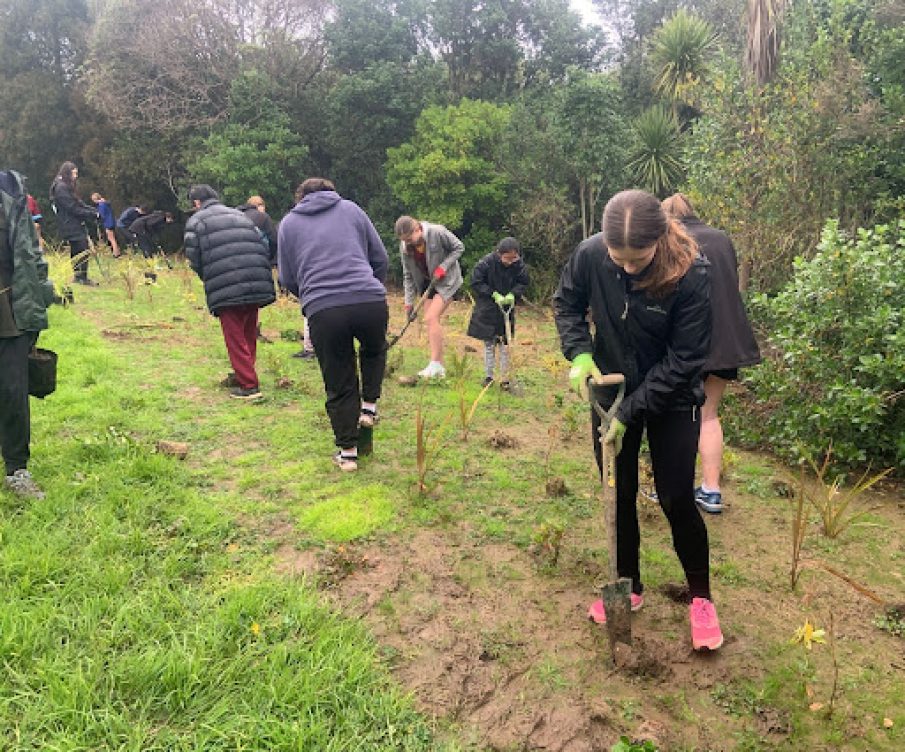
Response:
[466,237,529,388]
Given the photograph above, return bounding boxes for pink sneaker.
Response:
[587,593,644,624]
[689,597,724,651]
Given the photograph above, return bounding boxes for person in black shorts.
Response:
[663,194,761,514]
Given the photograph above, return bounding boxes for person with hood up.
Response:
[277,178,389,473]
[184,184,275,401]
[50,161,100,285]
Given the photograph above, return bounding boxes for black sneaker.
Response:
[292,350,316,360]
[220,372,240,388]
[74,278,99,287]
[229,386,263,401]
[482,376,494,387]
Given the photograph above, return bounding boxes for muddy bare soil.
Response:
[266,304,903,750]
[274,517,792,751]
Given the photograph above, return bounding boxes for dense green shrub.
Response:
[737,219,904,470]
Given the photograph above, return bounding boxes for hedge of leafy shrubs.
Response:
[725,219,904,471]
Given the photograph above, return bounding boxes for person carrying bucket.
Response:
[553,188,723,652]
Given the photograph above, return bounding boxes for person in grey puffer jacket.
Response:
[278,177,389,472]
[184,184,275,401]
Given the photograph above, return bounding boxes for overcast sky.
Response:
[571,0,603,26]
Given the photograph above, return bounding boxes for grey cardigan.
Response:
[399,221,464,304]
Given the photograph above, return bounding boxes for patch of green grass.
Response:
[0,268,442,749]
[533,655,569,691]
[297,484,397,542]
[712,560,748,586]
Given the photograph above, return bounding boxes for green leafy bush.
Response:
[739,219,904,469]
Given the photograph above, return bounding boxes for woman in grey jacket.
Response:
[394,215,464,379]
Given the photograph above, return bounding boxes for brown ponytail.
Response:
[633,218,697,299]
[603,190,698,299]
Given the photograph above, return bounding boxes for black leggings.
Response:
[592,405,710,600]
[308,301,388,448]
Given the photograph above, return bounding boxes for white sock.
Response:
[361,401,376,412]
[700,483,719,494]
[341,447,358,458]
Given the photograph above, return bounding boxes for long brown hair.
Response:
[602,189,697,299]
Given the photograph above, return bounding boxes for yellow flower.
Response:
[250,622,261,637]
[792,619,826,650]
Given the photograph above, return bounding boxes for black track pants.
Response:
[308,302,388,449]
[0,332,37,474]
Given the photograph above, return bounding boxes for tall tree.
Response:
[386,99,512,261]
[428,0,598,100]
[549,71,631,237]
[745,0,787,85]
[651,9,717,110]
[0,0,91,185]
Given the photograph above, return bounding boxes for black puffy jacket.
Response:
[49,177,97,242]
[553,233,711,426]
[184,199,276,315]
[466,252,529,341]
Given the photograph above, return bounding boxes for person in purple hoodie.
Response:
[277,177,389,472]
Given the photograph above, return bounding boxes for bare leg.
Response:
[105,228,121,257]
[424,294,451,364]
[699,375,728,490]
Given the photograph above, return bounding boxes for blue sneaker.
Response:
[695,486,723,514]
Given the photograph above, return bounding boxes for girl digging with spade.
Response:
[554,189,723,652]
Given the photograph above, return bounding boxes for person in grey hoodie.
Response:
[277,178,389,472]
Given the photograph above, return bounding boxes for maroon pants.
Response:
[218,304,259,388]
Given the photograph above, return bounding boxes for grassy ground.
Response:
[2,254,903,751]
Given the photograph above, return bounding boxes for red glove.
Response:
[432,266,446,280]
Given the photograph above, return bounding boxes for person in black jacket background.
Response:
[128,210,174,258]
[236,195,277,266]
[663,194,761,515]
[236,195,278,344]
[554,188,723,652]
[466,237,529,388]
[50,161,99,286]
[184,185,276,401]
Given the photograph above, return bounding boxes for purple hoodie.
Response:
[277,190,388,317]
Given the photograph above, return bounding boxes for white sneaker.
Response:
[417,362,446,379]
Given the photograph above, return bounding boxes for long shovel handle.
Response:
[589,373,626,582]
[387,278,437,349]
